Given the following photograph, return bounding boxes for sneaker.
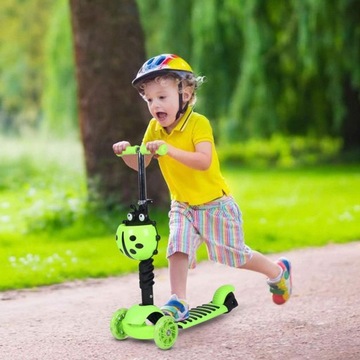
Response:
[161,294,190,322]
[268,257,292,305]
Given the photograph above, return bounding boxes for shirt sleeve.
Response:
[192,114,214,145]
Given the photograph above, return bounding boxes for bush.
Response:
[217,135,342,167]
[21,188,85,233]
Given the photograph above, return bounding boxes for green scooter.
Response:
[110,145,238,350]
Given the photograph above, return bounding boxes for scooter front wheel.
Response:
[110,308,128,340]
[154,316,178,350]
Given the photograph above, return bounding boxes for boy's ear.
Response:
[182,87,192,102]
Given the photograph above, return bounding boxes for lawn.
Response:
[1,137,359,290]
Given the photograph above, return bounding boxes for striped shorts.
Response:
[167,196,253,269]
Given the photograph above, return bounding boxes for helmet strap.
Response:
[175,81,189,120]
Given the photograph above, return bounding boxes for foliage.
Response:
[1,1,359,146]
[0,0,53,133]
[0,0,76,136]
[42,0,78,136]
[217,135,342,167]
[0,0,360,141]
[1,137,359,290]
[137,0,360,144]
[0,1,359,220]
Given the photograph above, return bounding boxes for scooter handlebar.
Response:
[117,144,168,157]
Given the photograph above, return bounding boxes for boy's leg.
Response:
[169,252,189,299]
[162,201,200,321]
[240,251,281,279]
[240,251,292,305]
[161,252,190,322]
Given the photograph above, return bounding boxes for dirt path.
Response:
[1,242,360,360]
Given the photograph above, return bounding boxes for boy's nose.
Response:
[151,100,160,109]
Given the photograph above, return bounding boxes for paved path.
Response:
[1,242,360,359]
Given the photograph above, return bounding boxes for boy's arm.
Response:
[145,140,212,171]
[122,155,153,171]
[168,141,212,170]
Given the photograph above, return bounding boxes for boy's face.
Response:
[142,77,191,133]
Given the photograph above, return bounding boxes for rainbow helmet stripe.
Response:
[132,54,193,88]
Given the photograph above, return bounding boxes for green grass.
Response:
[0,136,359,290]
[228,165,360,252]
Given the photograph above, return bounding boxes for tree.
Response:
[69,0,167,208]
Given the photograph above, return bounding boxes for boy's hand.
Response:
[145,140,167,154]
[112,141,131,155]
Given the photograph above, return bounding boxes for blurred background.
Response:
[1,0,359,290]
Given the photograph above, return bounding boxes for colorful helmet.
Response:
[132,54,193,88]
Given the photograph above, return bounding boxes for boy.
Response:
[113,54,292,321]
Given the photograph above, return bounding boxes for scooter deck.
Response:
[177,292,238,330]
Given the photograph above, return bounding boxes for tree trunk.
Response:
[69,0,168,209]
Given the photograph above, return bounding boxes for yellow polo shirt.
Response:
[142,107,230,205]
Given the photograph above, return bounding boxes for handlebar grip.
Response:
[117,146,139,156]
[116,144,168,157]
[139,144,168,156]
